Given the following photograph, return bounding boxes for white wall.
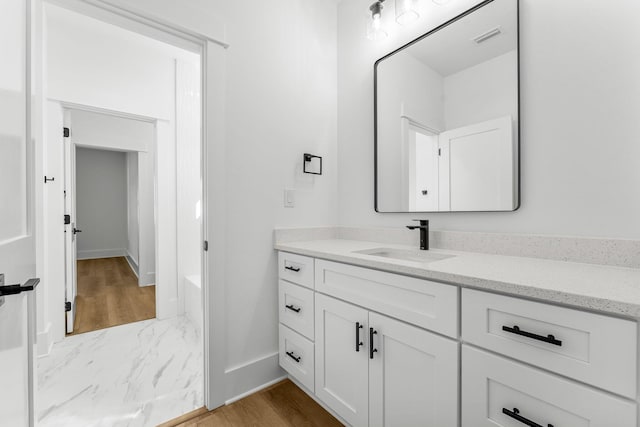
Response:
[46,4,175,120]
[208,0,339,396]
[444,50,518,130]
[338,0,640,239]
[95,0,340,400]
[126,152,139,267]
[377,52,444,211]
[75,147,128,259]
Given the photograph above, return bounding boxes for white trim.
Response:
[225,376,287,405]
[56,100,158,123]
[76,248,127,260]
[37,322,53,358]
[400,115,442,135]
[124,253,139,277]
[223,352,284,404]
[203,40,228,409]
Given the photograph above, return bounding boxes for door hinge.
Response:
[65,301,71,312]
[438,148,442,156]
[64,215,71,225]
[63,127,70,138]
[203,240,209,251]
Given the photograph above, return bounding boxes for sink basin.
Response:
[354,248,455,263]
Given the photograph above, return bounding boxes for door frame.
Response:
[35,0,229,410]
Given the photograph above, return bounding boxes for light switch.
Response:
[284,189,295,208]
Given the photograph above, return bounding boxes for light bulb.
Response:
[396,0,419,25]
[372,14,381,30]
[366,1,388,41]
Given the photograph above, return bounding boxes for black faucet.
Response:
[406,220,429,250]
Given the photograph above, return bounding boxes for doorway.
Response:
[38,4,206,426]
[69,144,156,335]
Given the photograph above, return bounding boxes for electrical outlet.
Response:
[284,189,295,208]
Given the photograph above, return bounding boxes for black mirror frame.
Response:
[373,0,521,213]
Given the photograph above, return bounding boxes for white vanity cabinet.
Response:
[276,250,639,427]
[314,293,459,427]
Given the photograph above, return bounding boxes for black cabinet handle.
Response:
[502,325,562,346]
[285,351,301,363]
[284,265,301,272]
[355,322,364,352]
[369,327,378,359]
[502,407,553,427]
[285,304,301,313]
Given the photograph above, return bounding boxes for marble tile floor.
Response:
[38,316,203,427]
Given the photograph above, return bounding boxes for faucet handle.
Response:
[411,219,429,227]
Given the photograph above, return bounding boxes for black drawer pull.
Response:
[369,327,378,359]
[502,407,553,427]
[502,325,562,346]
[285,351,301,363]
[355,322,364,352]
[285,304,301,313]
[284,265,301,272]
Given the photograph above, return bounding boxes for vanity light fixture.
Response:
[367,0,388,40]
[395,0,420,26]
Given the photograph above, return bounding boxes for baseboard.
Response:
[37,322,53,357]
[225,375,287,405]
[77,248,126,260]
[224,352,285,403]
[125,253,139,277]
[139,272,155,287]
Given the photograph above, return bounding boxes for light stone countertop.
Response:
[275,239,640,318]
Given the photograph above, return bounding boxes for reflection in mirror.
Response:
[375,0,519,212]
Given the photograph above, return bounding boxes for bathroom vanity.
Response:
[275,238,640,427]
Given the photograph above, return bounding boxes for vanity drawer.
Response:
[279,324,315,392]
[462,288,637,398]
[315,259,458,337]
[279,280,314,340]
[462,345,636,427]
[279,252,314,289]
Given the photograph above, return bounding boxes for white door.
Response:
[63,112,77,333]
[0,0,37,425]
[438,116,515,211]
[315,294,369,427]
[368,312,459,427]
[409,130,439,211]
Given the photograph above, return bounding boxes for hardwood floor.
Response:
[69,257,155,335]
[159,380,343,427]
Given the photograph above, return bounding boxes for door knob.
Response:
[73,228,82,235]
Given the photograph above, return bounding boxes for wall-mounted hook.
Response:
[44,176,55,184]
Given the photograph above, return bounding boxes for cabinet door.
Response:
[315,294,369,427]
[369,312,459,427]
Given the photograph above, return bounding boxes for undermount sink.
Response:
[354,248,455,263]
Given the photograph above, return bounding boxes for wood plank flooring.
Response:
[70,257,155,335]
[159,380,343,427]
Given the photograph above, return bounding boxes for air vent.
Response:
[473,26,502,44]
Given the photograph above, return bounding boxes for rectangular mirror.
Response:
[375,0,519,213]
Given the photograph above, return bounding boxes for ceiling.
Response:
[402,0,517,76]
